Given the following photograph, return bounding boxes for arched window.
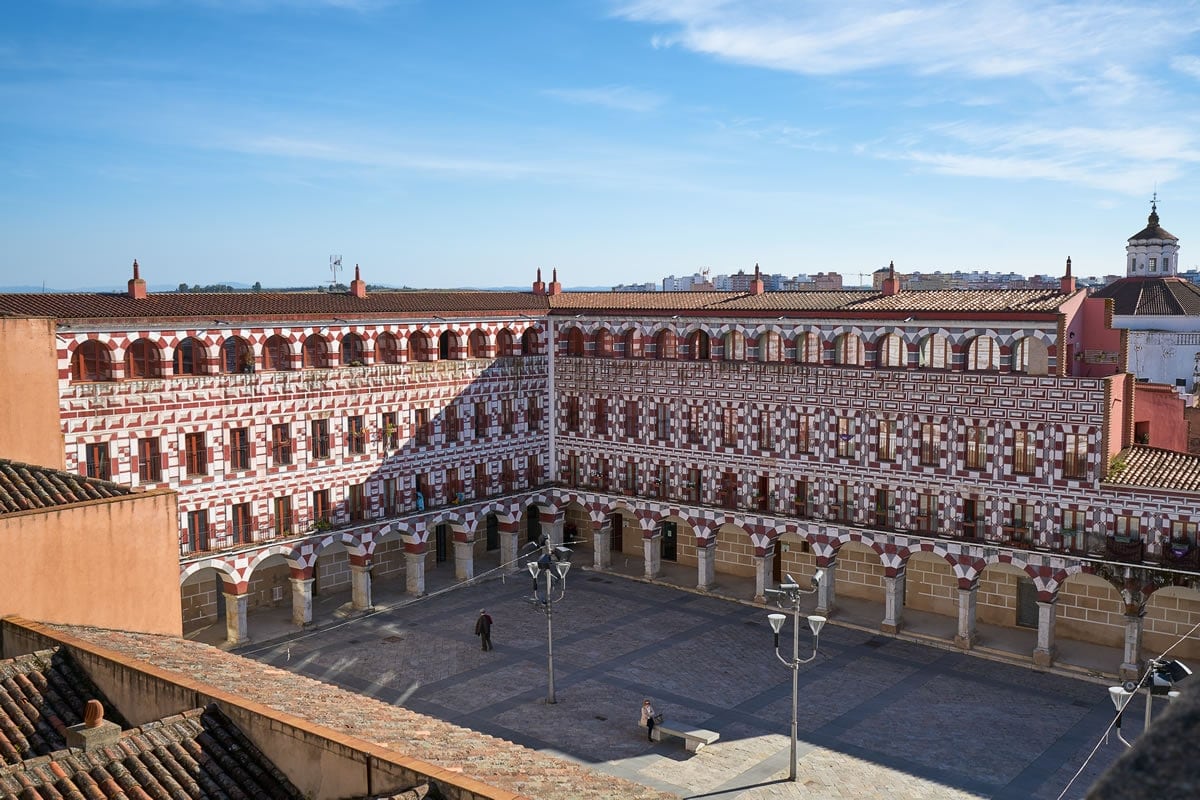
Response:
[688,330,710,360]
[71,340,112,382]
[125,338,160,378]
[1013,337,1049,375]
[410,331,433,362]
[303,335,329,368]
[834,333,863,366]
[263,335,292,371]
[565,328,585,357]
[221,336,253,374]
[796,332,821,364]
[521,327,540,355]
[759,331,782,363]
[594,327,613,357]
[723,331,745,361]
[622,328,642,358]
[377,332,400,364]
[496,328,515,357]
[174,337,205,376]
[654,329,677,359]
[342,333,365,366]
[877,333,905,368]
[966,335,1000,371]
[467,329,488,358]
[438,331,457,360]
[919,333,951,369]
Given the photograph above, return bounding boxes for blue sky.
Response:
[2,0,1199,290]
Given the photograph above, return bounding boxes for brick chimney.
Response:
[749,263,765,295]
[127,259,147,300]
[548,268,562,296]
[350,263,367,298]
[532,268,546,296]
[1060,256,1076,294]
[881,261,901,296]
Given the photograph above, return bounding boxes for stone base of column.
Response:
[1119,661,1143,682]
[954,632,976,650]
[882,622,902,635]
[1033,647,1055,667]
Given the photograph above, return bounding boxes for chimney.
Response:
[548,268,562,296]
[532,267,546,296]
[1060,256,1076,294]
[350,263,367,298]
[66,699,121,752]
[749,263,765,295]
[127,259,147,300]
[881,261,901,296]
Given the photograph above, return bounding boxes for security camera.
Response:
[813,569,824,586]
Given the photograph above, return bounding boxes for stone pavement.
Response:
[240,567,1134,800]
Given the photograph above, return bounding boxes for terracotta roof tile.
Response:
[1107,446,1200,492]
[1091,277,1200,316]
[0,460,130,515]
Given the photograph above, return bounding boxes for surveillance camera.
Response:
[785,573,797,586]
[813,569,824,586]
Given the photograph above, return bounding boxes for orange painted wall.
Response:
[0,489,182,635]
[1133,382,1187,452]
[0,317,64,468]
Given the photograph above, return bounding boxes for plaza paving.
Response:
[239,567,1134,799]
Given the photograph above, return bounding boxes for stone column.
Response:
[405,551,427,596]
[696,541,716,591]
[592,521,612,570]
[453,539,475,582]
[954,584,978,649]
[499,523,520,573]
[289,577,313,626]
[644,533,662,579]
[816,560,837,616]
[882,571,907,635]
[543,514,565,546]
[1120,612,1145,681]
[350,563,373,611]
[753,553,771,603]
[1033,599,1057,667]
[223,591,250,646]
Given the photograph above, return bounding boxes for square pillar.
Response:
[223,591,249,646]
[405,551,427,596]
[350,564,373,611]
[592,522,612,570]
[753,554,771,603]
[816,560,837,616]
[500,526,520,573]
[289,577,314,626]
[1033,599,1057,667]
[543,516,565,546]
[696,542,716,591]
[883,572,907,634]
[453,539,475,581]
[644,533,662,579]
[1120,612,1144,681]
[954,585,977,649]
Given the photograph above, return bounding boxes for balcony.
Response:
[1000,525,1034,549]
[1105,536,1145,563]
[1161,541,1200,570]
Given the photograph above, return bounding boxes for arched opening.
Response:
[713,523,753,580]
[521,327,540,355]
[72,341,114,382]
[759,331,783,363]
[496,328,516,357]
[312,539,353,614]
[1013,337,1049,375]
[1057,572,1125,653]
[242,553,296,639]
[966,335,1000,371]
[876,333,905,368]
[372,529,407,591]
[522,503,545,546]
[125,338,161,378]
[410,331,432,362]
[302,335,330,369]
[263,335,292,371]
[467,329,489,358]
[594,327,614,357]
[342,333,365,366]
[723,331,745,361]
[377,332,401,364]
[174,337,206,376]
[837,541,886,605]
[654,329,677,360]
[1144,586,1200,661]
[834,333,864,366]
[919,333,951,369]
[977,562,1039,634]
[438,330,458,360]
[688,330,710,360]
[180,566,231,637]
[903,551,957,620]
[622,328,643,358]
[221,336,253,374]
[796,332,821,364]
[565,327,585,357]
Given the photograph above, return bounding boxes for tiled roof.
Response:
[1128,208,1177,242]
[0,460,130,515]
[1106,446,1200,492]
[0,705,305,799]
[0,649,127,765]
[1091,277,1200,316]
[549,288,1073,315]
[0,290,549,322]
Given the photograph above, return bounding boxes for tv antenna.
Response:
[329,255,343,288]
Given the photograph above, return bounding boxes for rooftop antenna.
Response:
[329,255,343,289]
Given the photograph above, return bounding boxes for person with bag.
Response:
[639,699,661,742]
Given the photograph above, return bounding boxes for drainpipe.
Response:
[547,313,556,483]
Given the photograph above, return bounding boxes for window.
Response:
[1115,515,1140,542]
[174,338,204,376]
[271,424,293,465]
[759,331,782,362]
[919,334,951,369]
[72,341,111,382]
[376,332,400,364]
[874,489,895,528]
[501,399,514,435]
[273,496,293,536]
[877,334,905,368]
[347,415,366,455]
[415,408,430,446]
[625,400,639,438]
[835,333,863,366]
[832,483,852,522]
[915,492,937,533]
[687,405,703,444]
[312,489,332,524]
[919,422,939,465]
[566,397,580,432]
[623,460,638,494]
[527,397,542,432]
[1164,256,1170,271]
[303,336,329,368]
[1063,433,1087,478]
[595,328,613,357]
[475,401,489,437]
[594,397,609,435]
[138,437,161,482]
[877,419,896,461]
[526,453,541,485]
[231,502,253,544]
[650,463,668,497]
[84,443,110,481]
[1013,429,1036,475]
[348,483,366,521]
[222,337,253,374]
[263,335,291,371]
[965,424,987,470]
[962,499,982,540]
[1062,508,1086,537]
[478,462,492,495]
[721,407,737,448]
[797,333,821,364]
[1169,520,1197,545]
[185,432,207,476]
[187,510,209,552]
[719,470,737,508]
[655,329,677,359]
[794,478,811,517]
[1149,257,1157,271]
[655,403,670,441]
[836,417,856,458]
[443,406,459,443]
[966,336,1000,371]
[689,330,711,360]
[309,420,330,460]
[757,409,774,451]
[1006,502,1033,542]
[342,333,365,365]
[566,328,585,357]
[382,477,401,515]
[230,427,251,470]
[686,467,702,503]
[622,328,642,358]
[126,339,159,378]
[381,411,399,449]
[796,414,811,453]
[723,331,745,361]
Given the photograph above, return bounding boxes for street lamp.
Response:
[1108,658,1190,747]
[765,570,825,782]
[526,535,571,704]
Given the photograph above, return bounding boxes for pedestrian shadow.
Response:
[683,778,791,798]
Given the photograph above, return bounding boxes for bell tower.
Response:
[1125,195,1179,277]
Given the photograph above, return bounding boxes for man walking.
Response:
[475,609,493,651]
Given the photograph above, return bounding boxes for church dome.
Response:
[1129,203,1178,242]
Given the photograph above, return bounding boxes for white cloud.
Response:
[1173,55,1200,81]
[543,85,664,112]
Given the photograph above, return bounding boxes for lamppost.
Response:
[526,535,571,704]
[1108,658,1190,747]
[765,570,825,782]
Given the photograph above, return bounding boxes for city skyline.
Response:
[3,1,1199,290]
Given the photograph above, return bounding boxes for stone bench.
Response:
[650,723,720,752]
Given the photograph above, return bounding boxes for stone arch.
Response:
[918,332,952,369]
[833,332,864,366]
[686,328,711,360]
[875,332,906,368]
[758,330,784,363]
[965,334,1001,371]
[713,521,754,577]
[621,327,643,358]
[1057,571,1126,648]
[976,560,1036,629]
[904,549,959,616]
[1012,336,1050,375]
[1144,584,1200,660]
[836,538,887,602]
[521,326,541,355]
[70,338,114,382]
[438,330,460,360]
[179,564,240,635]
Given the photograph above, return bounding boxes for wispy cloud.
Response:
[543,85,664,112]
[1173,55,1200,81]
